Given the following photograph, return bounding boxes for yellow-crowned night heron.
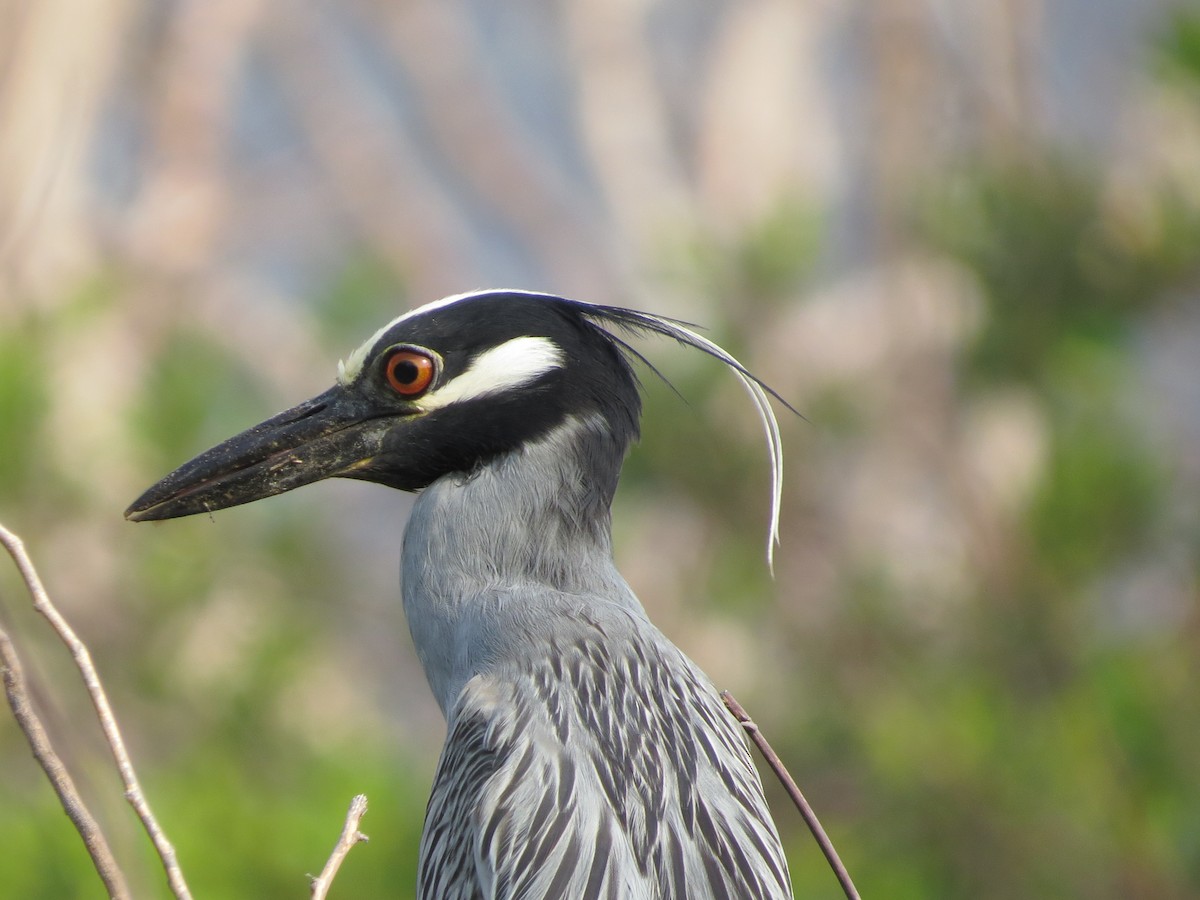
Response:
[127,290,794,899]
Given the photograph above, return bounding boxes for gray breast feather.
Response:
[417,605,793,899]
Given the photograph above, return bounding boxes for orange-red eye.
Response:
[384,349,436,396]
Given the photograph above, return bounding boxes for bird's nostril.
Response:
[288,401,328,422]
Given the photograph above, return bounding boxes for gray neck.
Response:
[401,416,641,715]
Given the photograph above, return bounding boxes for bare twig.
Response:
[721,690,861,900]
[0,523,194,900]
[0,622,132,899]
[310,794,370,900]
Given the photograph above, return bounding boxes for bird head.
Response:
[125,290,787,563]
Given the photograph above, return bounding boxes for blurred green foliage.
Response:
[1157,6,1200,85]
[924,158,1200,387]
[788,159,1198,900]
[151,745,425,898]
[313,252,409,352]
[661,192,819,310]
[0,325,48,502]
[132,333,267,474]
[1,266,429,896]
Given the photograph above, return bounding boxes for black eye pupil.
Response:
[393,360,418,383]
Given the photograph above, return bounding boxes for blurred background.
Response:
[1,0,1199,897]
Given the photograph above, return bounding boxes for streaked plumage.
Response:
[127,290,794,899]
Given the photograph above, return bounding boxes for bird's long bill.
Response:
[125,386,385,522]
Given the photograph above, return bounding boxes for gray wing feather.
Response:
[417,603,793,899]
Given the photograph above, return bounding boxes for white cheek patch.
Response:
[419,336,565,410]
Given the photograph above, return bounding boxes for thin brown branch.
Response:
[0,523,193,900]
[310,794,370,900]
[0,622,132,899]
[721,690,861,900]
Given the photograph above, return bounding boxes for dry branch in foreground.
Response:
[0,522,193,900]
[310,794,370,900]
[722,689,861,900]
[0,621,132,899]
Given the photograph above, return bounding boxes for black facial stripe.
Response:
[346,292,644,490]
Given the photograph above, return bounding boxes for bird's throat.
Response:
[399,416,636,713]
